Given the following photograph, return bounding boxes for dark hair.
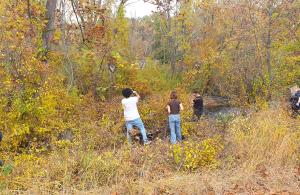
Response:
[122,88,133,98]
[170,91,177,100]
[193,89,200,94]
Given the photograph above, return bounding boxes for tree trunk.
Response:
[167,1,176,77]
[42,0,57,55]
[70,0,85,43]
[266,4,272,99]
[61,0,74,90]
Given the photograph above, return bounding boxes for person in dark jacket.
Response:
[290,85,300,116]
[192,90,203,121]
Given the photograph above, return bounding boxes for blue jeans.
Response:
[168,114,182,144]
[125,118,148,143]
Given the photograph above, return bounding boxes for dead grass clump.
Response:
[228,107,300,170]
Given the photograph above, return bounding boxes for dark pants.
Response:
[193,109,203,121]
[291,104,300,117]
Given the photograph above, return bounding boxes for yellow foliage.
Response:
[172,136,223,171]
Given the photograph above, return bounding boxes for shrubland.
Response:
[0,85,299,194]
[0,0,299,194]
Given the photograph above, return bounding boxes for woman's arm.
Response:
[180,103,184,111]
[133,90,140,100]
[167,105,171,114]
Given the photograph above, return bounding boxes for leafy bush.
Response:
[0,75,80,153]
[172,136,224,171]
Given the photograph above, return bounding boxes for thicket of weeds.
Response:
[228,107,300,170]
[0,92,299,194]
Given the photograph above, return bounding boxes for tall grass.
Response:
[0,92,299,194]
[228,107,300,170]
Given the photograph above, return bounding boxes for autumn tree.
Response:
[42,0,58,60]
[0,0,77,151]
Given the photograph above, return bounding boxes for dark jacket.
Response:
[193,96,203,111]
[290,90,300,110]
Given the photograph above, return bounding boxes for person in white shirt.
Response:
[121,88,150,145]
